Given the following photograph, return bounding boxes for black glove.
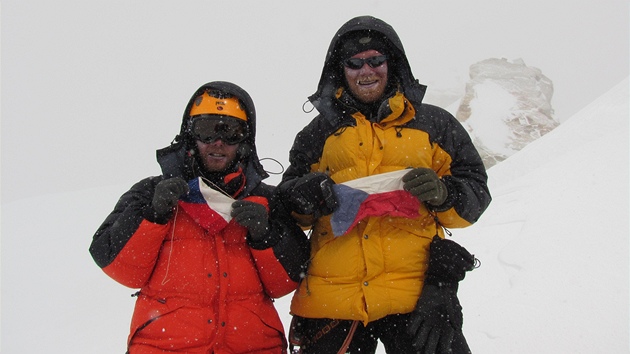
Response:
[152,177,189,217]
[407,283,460,353]
[402,168,448,206]
[285,172,338,217]
[231,200,270,241]
[407,236,476,353]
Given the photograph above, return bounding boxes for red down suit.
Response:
[90,176,307,353]
[90,81,309,354]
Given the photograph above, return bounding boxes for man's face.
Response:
[195,139,239,173]
[343,49,389,104]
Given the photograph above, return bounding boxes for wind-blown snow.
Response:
[2,78,627,353]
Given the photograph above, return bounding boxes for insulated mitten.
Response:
[231,200,270,241]
[407,236,476,353]
[402,168,448,206]
[152,177,189,217]
[285,172,338,217]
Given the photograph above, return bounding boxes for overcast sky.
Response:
[2,0,628,203]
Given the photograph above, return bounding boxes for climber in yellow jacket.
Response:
[277,16,491,354]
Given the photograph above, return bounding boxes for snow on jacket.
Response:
[90,81,309,354]
[281,16,491,325]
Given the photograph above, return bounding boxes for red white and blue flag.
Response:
[330,170,421,236]
[178,177,235,233]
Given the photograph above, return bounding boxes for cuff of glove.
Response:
[425,236,476,286]
[143,205,173,224]
[247,231,280,250]
[277,178,298,205]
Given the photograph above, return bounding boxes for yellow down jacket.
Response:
[283,90,491,325]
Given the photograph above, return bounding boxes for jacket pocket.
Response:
[128,295,212,352]
[223,298,286,353]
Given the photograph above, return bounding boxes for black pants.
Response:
[291,314,471,354]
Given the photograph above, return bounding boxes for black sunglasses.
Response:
[343,55,388,70]
[188,115,248,145]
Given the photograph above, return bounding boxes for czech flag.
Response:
[330,170,421,236]
[178,177,235,233]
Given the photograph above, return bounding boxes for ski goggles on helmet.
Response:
[187,115,249,145]
[343,55,388,70]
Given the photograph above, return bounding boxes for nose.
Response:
[200,137,225,146]
[358,63,376,73]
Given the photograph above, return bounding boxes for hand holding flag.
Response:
[231,200,270,241]
[286,172,338,217]
[152,177,190,217]
[402,168,448,206]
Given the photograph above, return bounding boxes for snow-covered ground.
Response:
[451,78,629,353]
[2,79,627,353]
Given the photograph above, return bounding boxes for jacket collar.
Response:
[322,87,415,128]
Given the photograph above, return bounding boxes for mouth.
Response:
[357,79,379,87]
[206,152,227,160]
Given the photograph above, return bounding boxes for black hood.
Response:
[308,15,426,113]
[157,81,268,189]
